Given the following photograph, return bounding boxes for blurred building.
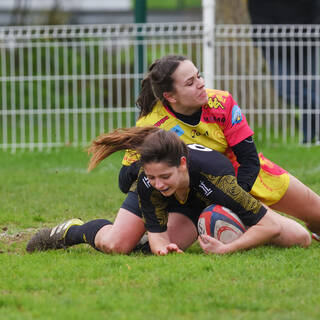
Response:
[0,0,201,26]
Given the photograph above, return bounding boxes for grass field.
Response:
[1,145,320,319]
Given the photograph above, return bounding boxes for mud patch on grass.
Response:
[0,228,36,254]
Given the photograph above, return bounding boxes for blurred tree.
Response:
[46,0,69,25]
[10,0,69,26]
[215,0,250,24]
[11,0,29,25]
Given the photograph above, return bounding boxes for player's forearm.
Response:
[232,137,260,192]
[222,209,281,253]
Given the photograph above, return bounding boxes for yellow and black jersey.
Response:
[123,89,248,166]
[137,145,267,233]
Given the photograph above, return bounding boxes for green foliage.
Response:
[135,0,201,10]
[1,146,320,319]
[0,41,200,116]
[0,112,137,149]
[0,42,202,151]
[0,43,130,111]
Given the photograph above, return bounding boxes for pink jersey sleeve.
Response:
[223,94,254,147]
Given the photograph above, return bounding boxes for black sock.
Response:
[65,219,112,249]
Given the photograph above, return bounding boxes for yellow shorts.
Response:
[249,153,290,206]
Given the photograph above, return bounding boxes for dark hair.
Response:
[136,55,187,117]
[87,127,188,171]
[139,130,188,167]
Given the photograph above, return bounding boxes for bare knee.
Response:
[167,212,198,250]
[291,228,311,248]
[95,237,133,254]
[93,209,146,254]
[299,230,311,248]
[271,220,311,248]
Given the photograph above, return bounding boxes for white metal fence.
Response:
[0,23,319,151]
[215,24,320,145]
[0,23,203,151]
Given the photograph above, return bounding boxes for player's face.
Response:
[144,159,187,197]
[164,60,208,114]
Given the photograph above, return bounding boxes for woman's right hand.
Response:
[149,232,183,255]
[157,243,183,256]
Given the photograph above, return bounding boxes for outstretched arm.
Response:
[198,208,281,254]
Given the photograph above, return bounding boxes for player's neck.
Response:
[170,103,201,116]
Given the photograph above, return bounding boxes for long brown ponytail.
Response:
[87,126,188,171]
[87,126,159,171]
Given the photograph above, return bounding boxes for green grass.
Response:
[1,145,320,319]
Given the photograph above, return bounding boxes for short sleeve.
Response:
[223,94,254,147]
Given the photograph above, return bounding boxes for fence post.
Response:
[202,0,215,89]
[134,0,147,113]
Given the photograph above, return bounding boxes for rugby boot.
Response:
[26,218,84,253]
[312,233,320,242]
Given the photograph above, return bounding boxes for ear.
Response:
[179,156,187,170]
[163,91,176,104]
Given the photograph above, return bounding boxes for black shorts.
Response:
[120,191,200,227]
[121,190,142,217]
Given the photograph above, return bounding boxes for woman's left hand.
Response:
[198,235,227,254]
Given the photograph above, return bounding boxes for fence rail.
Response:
[0,22,203,151]
[214,24,320,144]
[0,23,319,151]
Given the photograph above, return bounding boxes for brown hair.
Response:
[139,129,188,167]
[87,127,188,171]
[136,55,187,117]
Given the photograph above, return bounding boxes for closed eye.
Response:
[160,175,171,179]
[186,71,202,86]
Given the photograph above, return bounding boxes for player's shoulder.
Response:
[137,170,153,195]
[187,144,234,174]
[204,89,234,112]
[206,88,230,98]
[137,100,172,127]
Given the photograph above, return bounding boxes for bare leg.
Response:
[268,210,311,248]
[270,174,320,234]
[167,212,198,251]
[96,211,197,254]
[94,208,146,254]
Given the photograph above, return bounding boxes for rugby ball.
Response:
[198,204,246,244]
